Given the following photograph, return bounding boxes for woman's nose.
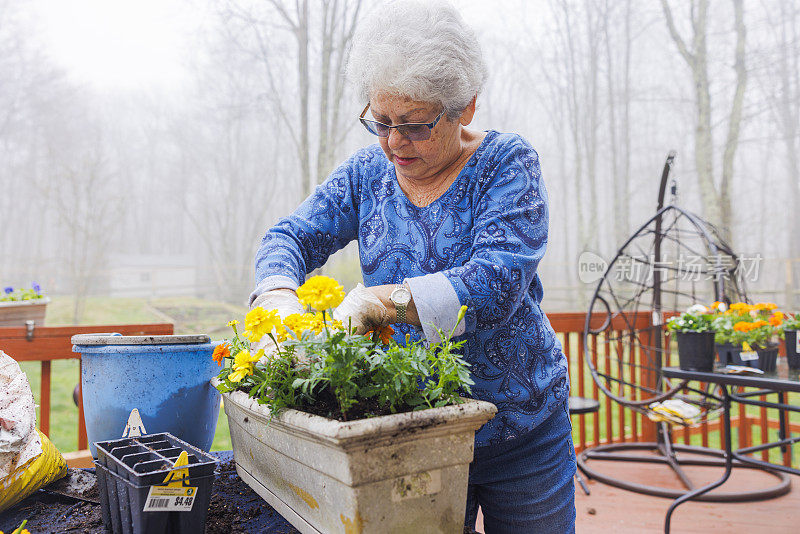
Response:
[387,128,409,150]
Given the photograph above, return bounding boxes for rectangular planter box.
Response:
[0,298,49,326]
[215,379,496,534]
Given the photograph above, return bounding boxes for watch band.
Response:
[391,284,411,323]
[395,285,407,323]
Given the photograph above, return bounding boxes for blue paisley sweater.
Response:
[253,130,569,447]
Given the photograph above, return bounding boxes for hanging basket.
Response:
[0,298,50,327]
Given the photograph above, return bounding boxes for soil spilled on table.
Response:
[205,458,300,534]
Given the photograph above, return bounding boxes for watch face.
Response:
[391,287,412,305]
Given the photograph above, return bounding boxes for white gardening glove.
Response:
[250,289,304,361]
[333,283,389,335]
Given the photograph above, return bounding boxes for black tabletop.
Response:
[663,361,800,393]
[568,396,601,414]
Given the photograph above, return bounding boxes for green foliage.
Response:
[666,312,715,333]
[783,313,800,331]
[215,309,474,421]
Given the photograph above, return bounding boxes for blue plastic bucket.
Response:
[72,334,221,457]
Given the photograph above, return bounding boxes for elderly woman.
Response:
[251,1,575,531]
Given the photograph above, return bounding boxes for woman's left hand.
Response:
[333,283,389,334]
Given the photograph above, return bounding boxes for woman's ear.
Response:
[459,96,477,126]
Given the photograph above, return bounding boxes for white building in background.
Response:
[106,254,197,298]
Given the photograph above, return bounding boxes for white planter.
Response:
[214,378,496,534]
[0,298,50,326]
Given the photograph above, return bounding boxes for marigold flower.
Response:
[754,302,778,311]
[729,302,751,313]
[752,320,768,328]
[367,325,395,344]
[297,275,345,312]
[769,312,784,327]
[228,349,262,382]
[245,307,283,342]
[212,343,230,366]
[283,313,321,336]
[733,321,754,332]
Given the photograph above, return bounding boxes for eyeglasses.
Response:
[358,103,445,141]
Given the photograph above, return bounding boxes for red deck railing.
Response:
[0,314,796,469]
[550,312,798,469]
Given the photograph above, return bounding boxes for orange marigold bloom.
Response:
[769,314,784,327]
[367,325,395,345]
[212,343,230,366]
[733,321,754,332]
[730,302,750,311]
[752,320,768,328]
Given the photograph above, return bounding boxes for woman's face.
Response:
[369,93,470,183]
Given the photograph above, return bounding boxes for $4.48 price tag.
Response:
[143,485,198,512]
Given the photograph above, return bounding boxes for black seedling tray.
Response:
[94,433,218,534]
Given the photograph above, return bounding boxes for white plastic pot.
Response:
[214,379,496,534]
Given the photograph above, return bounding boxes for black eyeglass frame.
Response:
[358,103,445,141]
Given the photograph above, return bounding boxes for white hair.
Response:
[347,0,488,119]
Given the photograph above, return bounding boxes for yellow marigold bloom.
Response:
[245,307,282,342]
[283,313,316,336]
[297,275,345,312]
[228,349,262,382]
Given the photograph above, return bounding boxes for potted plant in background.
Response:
[713,302,784,372]
[667,304,717,372]
[0,282,49,326]
[782,313,800,369]
[211,276,496,534]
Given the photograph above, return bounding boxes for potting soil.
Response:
[0,452,299,534]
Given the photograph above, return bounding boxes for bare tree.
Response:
[758,0,800,307]
[660,0,747,242]
[219,0,363,199]
[45,151,124,322]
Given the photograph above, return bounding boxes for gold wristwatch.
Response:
[389,284,412,323]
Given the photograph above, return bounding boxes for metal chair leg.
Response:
[575,471,591,495]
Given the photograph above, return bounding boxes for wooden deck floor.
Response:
[476,452,799,533]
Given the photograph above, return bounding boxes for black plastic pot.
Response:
[94,432,218,534]
[716,343,737,366]
[786,330,800,370]
[676,332,716,372]
[718,343,779,372]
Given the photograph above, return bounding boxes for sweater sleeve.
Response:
[252,148,376,302]
[426,138,549,335]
